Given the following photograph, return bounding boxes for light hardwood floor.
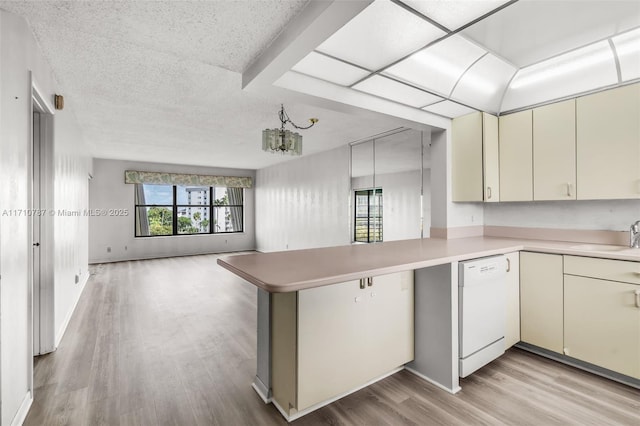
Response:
[26,253,640,425]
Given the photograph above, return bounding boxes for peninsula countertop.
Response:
[217,237,640,293]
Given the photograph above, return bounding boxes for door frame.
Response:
[30,74,56,357]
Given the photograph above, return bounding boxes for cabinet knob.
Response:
[506,258,511,273]
[566,183,572,197]
[487,186,492,200]
[634,289,640,308]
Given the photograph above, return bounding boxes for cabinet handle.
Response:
[359,278,366,290]
[367,277,373,287]
[487,186,492,200]
[506,258,511,273]
[635,290,640,308]
[566,183,572,197]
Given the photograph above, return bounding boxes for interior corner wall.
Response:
[88,158,256,263]
[256,145,350,252]
[484,199,640,231]
[0,10,90,426]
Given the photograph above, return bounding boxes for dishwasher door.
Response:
[459,255,507,375]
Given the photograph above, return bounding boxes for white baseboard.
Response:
[11,391,33,426]
[404,366,462,394]
[55,272,90,347]
[252,379,272,404]
[273,367,403,422]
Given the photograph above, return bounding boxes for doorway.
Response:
[31,79,55,356]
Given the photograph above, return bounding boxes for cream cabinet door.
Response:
[576,83,640,200]
[520,252,563,353]
[452,112,499,202]
[297,271,413,411]
[564,275,639,379]
[452,112,484,202]
[499,110,533,201]
[533,99,576,200]
[504,252,520,349]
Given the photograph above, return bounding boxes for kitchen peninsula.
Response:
[218,235,640,421]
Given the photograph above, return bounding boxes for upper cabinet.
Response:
[452,112,499,202]
[499,110,533,201]
[576,83,640,200]
[451,83,639,203]
[533,99,576,200]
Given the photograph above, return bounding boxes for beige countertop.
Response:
[217,237,640,293]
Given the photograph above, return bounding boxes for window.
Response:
[354,189,382,243]
[135,184,243,237]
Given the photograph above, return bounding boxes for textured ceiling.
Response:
[0,0,406,169]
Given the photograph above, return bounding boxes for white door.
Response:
[32,111,42,355]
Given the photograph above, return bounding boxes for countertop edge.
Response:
[218,239,640,293]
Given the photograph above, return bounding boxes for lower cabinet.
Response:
[520,252,564,353]
[272,271,414,417]
[564,257,640,379]
[504,252,520,348]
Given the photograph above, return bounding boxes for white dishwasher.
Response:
[458,255,507,377]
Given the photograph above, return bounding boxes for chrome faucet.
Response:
[631,220,640,248]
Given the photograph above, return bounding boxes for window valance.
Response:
[124,170,253,188]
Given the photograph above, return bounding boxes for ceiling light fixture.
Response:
[262,104,318,155]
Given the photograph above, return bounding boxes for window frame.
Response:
[353,188,383,243]
[134,184,244,237]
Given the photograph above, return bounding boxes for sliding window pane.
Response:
[135,183,173,205]
[213,206,243,233]
[135,206,173,236]
[176,185,210,205]
[177,206,210,234]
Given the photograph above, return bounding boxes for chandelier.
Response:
[262,104,318,155]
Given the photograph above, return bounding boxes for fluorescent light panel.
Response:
[316,0,446,71]
[403,0,511,31]
[384,35,486,97]
[292,52,370,86]
[451,53,516,113]
[353,75,443,108]
[502,41,618,111]
[612,27,640,81]
[423,100,476,118]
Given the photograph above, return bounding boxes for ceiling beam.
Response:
[242,0,373,90]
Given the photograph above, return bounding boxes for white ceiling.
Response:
[0,0,409,170]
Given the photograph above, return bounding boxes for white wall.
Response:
[0,10,90,426]
[89,158,256,263]
[53,112,91,345]
[256,146,350,252]
[484,199,640,231]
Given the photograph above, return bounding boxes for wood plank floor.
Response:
[25,253,640,425]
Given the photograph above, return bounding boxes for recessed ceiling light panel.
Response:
[353,75,444,108]
[422,100,476,118]
[503,41,618,111]
[292,52,371,86]
[451,53,516,113]
[612,27,640,81]
[403,0,511,31]
[384,35,486,97]
[316,0,446,71]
